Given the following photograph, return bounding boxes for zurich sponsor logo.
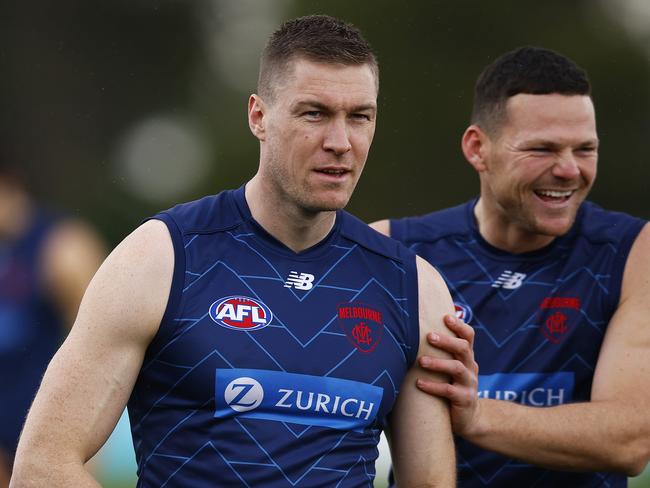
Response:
[209,296,273,331]
[224,377,264,412]
[477,372,574,407]
[215,369,383,432]
[454,301,472,324]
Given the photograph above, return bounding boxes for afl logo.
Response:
[454,302,472,324]
[209,296,273,331]
[224,377,264,412]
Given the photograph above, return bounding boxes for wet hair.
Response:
[472,46,591,134]
[257,14,378,101]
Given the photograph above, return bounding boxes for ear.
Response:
[248,94,266,141]
[461,124,490,172]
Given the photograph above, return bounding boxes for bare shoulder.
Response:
[368,219,390,236]
[592,222,650,400]
[416,255,453,312]
[415,256,456,344]
[621,222,650,297]
[11,219,175,477]
[104,218,173,275]
[97,219,173,294]
[73,218,174,344]
[415,255,448,292]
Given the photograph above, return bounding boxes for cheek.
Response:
[581,160,597,181]
[351,133,373,158]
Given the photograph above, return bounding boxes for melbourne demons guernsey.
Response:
[0,210,64,455]
[128,186,420,487]
[391,200,645,488]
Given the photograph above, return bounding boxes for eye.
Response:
[575,146,597,156]
[305,110,322,117]
[351,113,371,122]
[529,147,551,153]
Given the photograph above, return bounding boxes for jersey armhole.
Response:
[390,218,407,244]
[142,213,186,352]
[404,251,420,367]
[609,220,646,311]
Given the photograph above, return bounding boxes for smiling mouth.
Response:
[534,189,574,202]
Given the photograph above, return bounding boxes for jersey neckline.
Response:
[230,184,343,261]
[466,198,581,261]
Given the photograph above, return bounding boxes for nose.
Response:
[552,151,580,179]
[323,117,352,155]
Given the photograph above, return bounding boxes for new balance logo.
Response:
[284,271,315,290]
[492,270,526,289]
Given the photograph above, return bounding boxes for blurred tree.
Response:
[3,0,649,245]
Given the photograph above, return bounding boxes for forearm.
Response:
[11,452,101,487]
[464,398,649,475]
[390,407,456,487]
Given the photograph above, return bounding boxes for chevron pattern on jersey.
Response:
[390,200,644,488]
[129,191,418,487]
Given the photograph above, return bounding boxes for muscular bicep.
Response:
[15,219,173,469]
[592,224,650,402]
[388,257,456,486]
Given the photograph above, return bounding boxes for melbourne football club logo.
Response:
[224,377,264,412]
[338,302,384,353]
[454,301,473,324]
[538,296,581,344]
[209,296,273,331]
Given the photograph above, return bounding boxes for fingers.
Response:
[443,314,475,345]
[419,356,477,386]
[416,378,475,406]
[420,356,464,377]
[428,332,473,361]
[415,378,453,398]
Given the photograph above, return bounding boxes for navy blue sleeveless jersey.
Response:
[391,200,645,488]
[0,211,64,454]
[128,186,420,487]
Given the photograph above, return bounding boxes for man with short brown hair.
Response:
[373,46,650,487]
[12,15,457,487]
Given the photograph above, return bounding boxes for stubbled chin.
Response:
[532,214,577,237]
[301,193,352,212]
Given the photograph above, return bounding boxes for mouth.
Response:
[534,189,574,203]
[314,167,351,179]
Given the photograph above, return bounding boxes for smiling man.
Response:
[372,46,650,486]
[11,15,456,487]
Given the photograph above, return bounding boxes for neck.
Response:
[473,198,556,254]
[245,176,337,253]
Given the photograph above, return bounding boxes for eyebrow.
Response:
[292,100,377,113]
[522,138,599,149]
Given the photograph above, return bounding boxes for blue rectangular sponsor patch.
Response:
[215,369,384,432]
[478,372,574,406]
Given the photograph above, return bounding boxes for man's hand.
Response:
[416,314,480,436]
